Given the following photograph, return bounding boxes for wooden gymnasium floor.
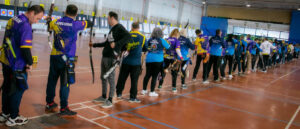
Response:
[0,32,300,129]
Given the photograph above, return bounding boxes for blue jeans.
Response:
[1,64,26,119]
[46,55,69,109]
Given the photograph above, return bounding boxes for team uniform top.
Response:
[145,38,170,63]
[3,14,33,71]
[122,31,146,65]
[50,16,88,58]
[165,37,181,59]
[195,35,209,55]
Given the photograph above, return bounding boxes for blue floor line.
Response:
[184,95,300,127]
[128,112,178,129]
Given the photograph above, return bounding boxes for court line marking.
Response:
[285,106,300,129]
[110,115,146,129]
[216,84,300,105]
[78,114,110,129]
[110,85,216,116]
[183,95,300,127]
[128,112,178,129]
[265,68,300,87]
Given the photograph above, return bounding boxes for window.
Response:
[233,27,244,34]
[244,28,256,35]
[268,31,280,38]
[280,32,289,40]
[256,29,268,36]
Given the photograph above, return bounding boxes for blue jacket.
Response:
[247,41,261,55]
[241,40,248,53]
[225,39,237,56]
[235,40,246,57]
[122,31,146,65]
[145,38,170,63]
[209,35,225,56]
[178,36,195,61]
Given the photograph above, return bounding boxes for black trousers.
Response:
[1,64,26,119]
[263,55,269,71]
[116,64,141,99]
[251,54,257,70]
[207,55,221,80]
[143,62,162,92]
[193,54,209,81]
[221,55,234,77]
[233,55,242,73]
[46,55,69,109]
[193,54,204,79]
[241,54,246,72]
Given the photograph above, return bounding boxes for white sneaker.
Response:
[141,90,148,95]
[149,92,159,97]
[0,113,9,123]
[5,116,28,127]
[203,80,209,84]
[228,75,233,79]
[172,87,177,93]
[221,77,227,80]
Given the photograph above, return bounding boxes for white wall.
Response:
[1,0,203,27]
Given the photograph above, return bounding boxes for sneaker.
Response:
[202,80,209,84]
[214,79,220,82]
[238,72,242,76]
[101,100,113,108]
[192,78,196,81]
[5,116,28,126]
[158,85,162,89]
[117,94,122,99]
[172,87,177,93]
[141,90,148,95]
[129,98,141,103]
[0,113,9,123]
[221,77,226,80]
[59,107,77,116]
[45,102,58,112]
[149,92,159,97]
[181,84,187,89]
[262,70,267,73]
[228,75,233,79]
[93,97,106,102]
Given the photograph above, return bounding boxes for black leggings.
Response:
[143,62,162,92]
[159,59,174,86]
[172,61,187,87]
[221,55,234,77]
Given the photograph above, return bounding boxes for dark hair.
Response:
[216,29,221,35]
[195,29,201,35]
[66,4,78,16]
[132,22,139,29]
[227,34,233,42]
[108,11,118,21]
[27,5,45,15]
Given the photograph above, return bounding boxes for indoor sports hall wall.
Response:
[206,5,291,24]
[201,16,228,37]
[289,11,300,43]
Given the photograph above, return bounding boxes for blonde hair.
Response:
[179,29,187,37]
[169,29,179,38]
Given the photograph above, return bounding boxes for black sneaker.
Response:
[59,107,77,116]
[45,102,58,112]
[129,98,141,103]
